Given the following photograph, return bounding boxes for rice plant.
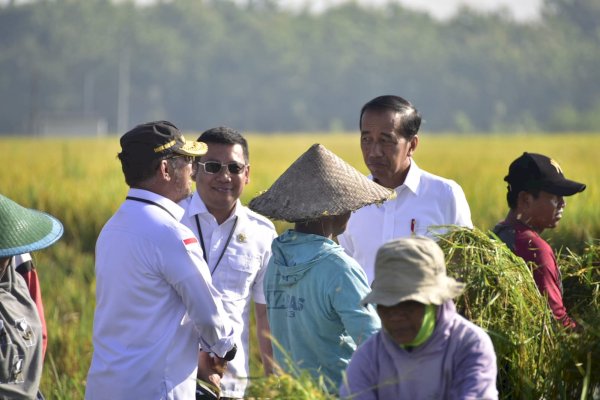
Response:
[439,227,600,399]
[1,133,599,398]
[245,339,339,400]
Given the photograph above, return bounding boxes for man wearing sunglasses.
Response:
[180,126,277,400]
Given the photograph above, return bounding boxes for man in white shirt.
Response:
[180,126,276,399]
[86,121,237,400]
[338,95,472,283]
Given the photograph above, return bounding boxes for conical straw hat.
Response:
[249,144,395,222]
[0,194,64,258]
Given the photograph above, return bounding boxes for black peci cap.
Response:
[119,120,207,165]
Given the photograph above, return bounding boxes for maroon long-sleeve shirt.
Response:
[494,221,576,328]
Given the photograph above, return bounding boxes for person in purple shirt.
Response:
[340,236,498,400]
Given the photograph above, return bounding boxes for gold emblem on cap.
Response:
[187,141,208,154]
[154,140,177,153]
[237,233,247,243]
[549,159,563,174]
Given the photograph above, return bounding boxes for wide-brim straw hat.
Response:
[0,194,64,258]
[362,236,465,306]
[248,143,395,222]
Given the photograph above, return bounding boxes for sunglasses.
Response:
[197,161,247,175]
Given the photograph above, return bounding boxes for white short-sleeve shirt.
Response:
[85,188,235,400]
[180,192,276,398]
[339,160,472,283]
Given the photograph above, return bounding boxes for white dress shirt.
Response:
[86,188,235,400]
[180,192,276,398]
[338,160,472,283]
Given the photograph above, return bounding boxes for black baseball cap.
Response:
[505,152,586,196]
[119,120,207,165]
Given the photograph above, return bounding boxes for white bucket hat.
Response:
[362,236,464,306]
[248,143,394,222]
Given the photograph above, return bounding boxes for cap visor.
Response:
[177,141,207,157]
[545,179,586,196]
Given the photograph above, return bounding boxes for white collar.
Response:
[187,191,244,225]
[400,159,421,195]
[367,159,422,195]
[127,188,185,220]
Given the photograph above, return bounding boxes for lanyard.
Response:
[126,196,176,220]
[195,214,238,275]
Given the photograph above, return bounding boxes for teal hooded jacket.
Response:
[264,230,380,390]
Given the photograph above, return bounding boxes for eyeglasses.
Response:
[197,161,247,175]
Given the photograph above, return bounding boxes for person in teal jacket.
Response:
[249,144,395,392]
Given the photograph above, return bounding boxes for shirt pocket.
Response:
[216,254,261,301]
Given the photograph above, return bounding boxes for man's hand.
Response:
[198,351,228,389]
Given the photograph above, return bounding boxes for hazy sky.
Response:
[277,0,543,20]
[0,0,544,21]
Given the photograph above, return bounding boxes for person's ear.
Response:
[244,164,250,185]
[159,159,172,181]
[408,135,419,157]
[517,191,533,209]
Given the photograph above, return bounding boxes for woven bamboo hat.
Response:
[0,194,64,258]
[248,144,395,222]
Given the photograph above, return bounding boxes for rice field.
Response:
[0,132,598,398]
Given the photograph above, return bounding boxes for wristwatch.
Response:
[222,344,237,362]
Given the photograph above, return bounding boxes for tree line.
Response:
[1,0,599,135]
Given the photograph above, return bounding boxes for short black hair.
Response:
[198,126,249,163]
[118,154,182,187]
[359,95,422,139]
[506,188,541,209]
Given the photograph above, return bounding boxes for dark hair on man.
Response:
[506,187,541,209]
[359,95,422,139]
[118,154,158,187]
[118,154,180,187]
[198,126,249,163]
